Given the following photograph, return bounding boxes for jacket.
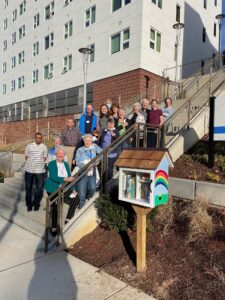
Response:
[79,108,97,136]
[100,128,119,158]
[75,144,102,169]
[44,160,71,194]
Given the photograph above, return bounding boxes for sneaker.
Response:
[69,191,77,199]
[50,228,57,237]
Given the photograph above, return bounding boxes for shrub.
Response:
[95,193,135,232]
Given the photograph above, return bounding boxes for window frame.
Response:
[18,76,25,89]
[44,63,53,79]
[11,32,17,45]
[45,1,54,20]
[44,32,54,49]
[18,51,25,64]
[85,5,96,28]
[33,41,39,56]
[150,27,162,53]
[33,13,40,29]
[64,20,73,39]
[32,69,39,84]
[19,1,26,16]
[63,54,72,72]
[111,28,130,54]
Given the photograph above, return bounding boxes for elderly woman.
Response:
[44,147,73,236]
[75,134,102,209]
[48,137,68,163]
[129,102,146,147]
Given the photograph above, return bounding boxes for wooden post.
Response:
[132,205,151,272]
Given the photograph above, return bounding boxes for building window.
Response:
[11,80,16,92]
[45,1,54,20]
[85,5,96,27]
[11,56,16,68]
[152,0,162,9]
[112,0,131,12]
[13,9,17,22]
[150,28,161,52]
[4,0,8,8]
[111,28,130,54]
[176,4,181,22]
[2,62,7,74]
[19,25,25,39]
[18,76,25,89]
[203,0,207,9]
[33,42,39,56]
[44,63,53,79]
[3,18,8,30]
[202,27,206,43]
[11,32,16,45]
[214,23,217,37]
[34,13,40,28]
[88,44,95,62]
[214,0,217,6]
[64,0,73,7]
[3,84,7,95]
[45,33,54,49]
[32,69,39,84]
[3,40,7,51]
[19,1,26,15]
[18,51,25,64]
[63,54,72,73]
[64,20,73,39]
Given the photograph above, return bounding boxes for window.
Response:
[150,28,161,52]
[3,18,8,30]
[214,0,217,6]
[176,4,181,22]
[19,25,25,39]
[202,27,206,43]
[64,0,73,6]
[11,56,16,68]
[152,0,162,9]
[34,13,40,28]
[12,32,16,45]
[32,69,39,84]
[11,80,16,92]
[112,0,131,12]
[18,76,25,89]
[111,28,130,54]
[3,40,7,51]
[19,1,26,15]
[44,33,54,49]
[44,63,53,79]
[63,54,72,73]
[3,62,7,74]
[4,0,8,8]
[64,20,73,39]
[214,23,216,37]
[88,44,95,62]
[3,84,7,95]
[33,41,39,56]
[18,51,25,64]
[203,0,207,9]
[85,6,96,27]
[45,2,54,20]
[13,9,17,22]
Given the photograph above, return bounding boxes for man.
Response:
[162,97,175,119]
[79,104,97,136]
[61,118,81,167]
[147,99,164,148]
[141,98,151,122]
[75,134,102,209]
[24,132,48,211]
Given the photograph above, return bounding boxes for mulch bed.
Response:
[69,207,225,300]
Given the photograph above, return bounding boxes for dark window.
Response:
[176,4,181,22]
[204,0,207,9]
[202,27,206,43]
[112,0,122,11]
[214,22,216,37]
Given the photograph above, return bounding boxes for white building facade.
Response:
[0,0,222,122]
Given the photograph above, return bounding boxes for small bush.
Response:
[95,194,135,232]
[206,172,220,183]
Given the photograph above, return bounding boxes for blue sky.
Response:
[222,1,225,50]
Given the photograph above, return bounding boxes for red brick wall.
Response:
[93,68,162,110]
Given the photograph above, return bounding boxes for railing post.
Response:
[136,123,140,148]
[102,151,108,194]
[143,124,147,148]
[45,196,50,253]
[9,150,13,177]
[209,66,213,97]
[56,188,62,246]
[156,128,160,148]
[187,98,191,129]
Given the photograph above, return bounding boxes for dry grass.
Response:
[154,196,174,233]
[181,195,214,244]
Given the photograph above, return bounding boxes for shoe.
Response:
[64,219,69,225]
[69,191,77,199]
[50,229,57,237]
[34,206,40,211]
[27,207,32,212]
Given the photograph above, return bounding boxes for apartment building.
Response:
[0,0,222,125]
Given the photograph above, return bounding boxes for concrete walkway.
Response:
[0,217,154,300]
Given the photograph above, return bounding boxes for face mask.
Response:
[106,103,112,109]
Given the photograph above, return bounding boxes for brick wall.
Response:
[93,68,162,110]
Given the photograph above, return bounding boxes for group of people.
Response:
[24,97,175,236]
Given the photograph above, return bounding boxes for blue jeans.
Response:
[77,174,96,209]
[25,172,44,209]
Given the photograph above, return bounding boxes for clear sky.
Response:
[222,1,225,50]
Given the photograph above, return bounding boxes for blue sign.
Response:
[214,90,225,141]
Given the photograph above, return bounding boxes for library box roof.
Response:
[115,149,174,170]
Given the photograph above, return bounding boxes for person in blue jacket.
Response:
[79,104,97,136]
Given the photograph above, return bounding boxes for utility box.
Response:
[115,149,174,208]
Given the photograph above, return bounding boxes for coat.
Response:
[79,109,97,136]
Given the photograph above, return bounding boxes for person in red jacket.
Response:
[147,99,164,147]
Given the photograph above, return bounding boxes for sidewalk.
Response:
[0,217,154,300]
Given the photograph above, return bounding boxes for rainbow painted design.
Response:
[155,170,168,190]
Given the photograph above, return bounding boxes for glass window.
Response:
[34,13,40,28]
[18,51,25,64]
[3,40,7,51]
[45,1,54,20]
[112,0,122,11]
[85,5,96,27]
[176,4,181,22]
[123,29,130,49]
[2,62,7,74]
[33,42,39,56]
[44,63,53,79]
[204,0,207,9]
[202,27,206,42]
[19,25,25,40]
[63,54,72,72]
[11,56,16,68]
[32,69,39,84]
[111,28,130,54]
[214,23,216,37]
[89,44,95,62]
[11,32,16,45]
[45,33,54,49]
[3,18,8,30]
[111,33,120,54]
[214,0,217,6]
[19,1,26,15]
[13,9,17,21]
[64,20,73,39]
[3,84,7,95]
[18,76,25,89]
[11,80,16,92]
[152,0,162,9]
[150,28,161,52]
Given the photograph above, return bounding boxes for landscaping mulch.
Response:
[69,207,225,300]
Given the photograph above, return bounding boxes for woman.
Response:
[147,99,164,148]
[109,103,119,120]
[129,102,146,147]
[115,108,130,136]
[44,147,73,236]
[96,104,109,132]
